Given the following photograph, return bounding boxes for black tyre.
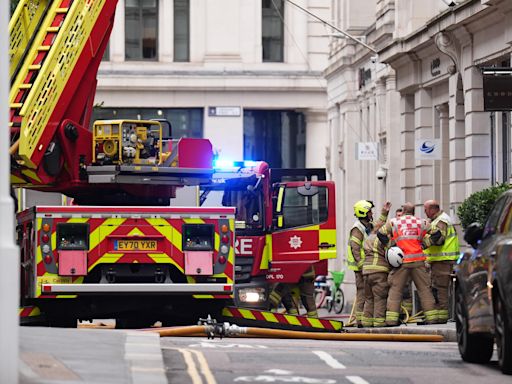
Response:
[333,288,345,314]
[455,286,493,363]
[116,317,153,329]
[494,292,512,375]
[48,316,77,328]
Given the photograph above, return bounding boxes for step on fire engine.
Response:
[10,0,234,327]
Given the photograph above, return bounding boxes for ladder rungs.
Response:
[55,7,70,13]
[37,46,51,52]
[18,84,32,89]
[28,64,42,70]
[46,26,60,33]
[11,103,23,109]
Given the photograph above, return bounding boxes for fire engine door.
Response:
[269,181,337,283]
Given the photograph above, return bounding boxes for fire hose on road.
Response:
[146,321,444,342]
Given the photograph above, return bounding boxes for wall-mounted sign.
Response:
[482,67,512,111]
[208,106,241,117]
[356,142,378,160]
[415,138,442,160]
[431,58,441,76]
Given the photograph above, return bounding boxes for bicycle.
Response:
[314,270,345,314]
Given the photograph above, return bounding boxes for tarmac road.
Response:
[161,336,510,384]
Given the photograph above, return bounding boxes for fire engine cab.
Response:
[200,161,337,309]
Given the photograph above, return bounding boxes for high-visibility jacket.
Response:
[424,212,460,262]
[391,215,427,263]
[347,220,367,271]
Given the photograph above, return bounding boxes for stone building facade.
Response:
[326,0,512,296]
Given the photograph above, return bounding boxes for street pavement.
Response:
[18,316,456,384]
[19,326,167,384]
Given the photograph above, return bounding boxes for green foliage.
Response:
[457,183,511,229]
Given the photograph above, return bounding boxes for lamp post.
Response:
[0,0,20,382]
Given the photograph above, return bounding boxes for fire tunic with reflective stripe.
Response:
[347,220,367,271]
[423,212,460,262]
[362,234,390,275]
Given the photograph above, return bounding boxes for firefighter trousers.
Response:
[430,260,455,322]
[362,272,389,327]
[269,278,318,317]
[386,262,437,326]
[354,271,365,326]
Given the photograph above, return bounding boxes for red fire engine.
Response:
[10,0,235,327]
[200,161,337,309]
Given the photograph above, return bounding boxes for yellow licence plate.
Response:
[115,239,157,251]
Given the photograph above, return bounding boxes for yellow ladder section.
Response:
[10,0,108,169]
[9,0,52,83]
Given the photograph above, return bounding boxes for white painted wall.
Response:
[97,0,331,169]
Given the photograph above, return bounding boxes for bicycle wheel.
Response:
[314,289,326,309]
[333,288,345,314]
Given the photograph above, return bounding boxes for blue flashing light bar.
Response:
[213,159,259,169]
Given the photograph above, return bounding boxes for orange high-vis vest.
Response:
[391,215,426,263]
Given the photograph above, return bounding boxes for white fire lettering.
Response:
[235,238,253,255]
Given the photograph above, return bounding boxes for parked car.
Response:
[455,189,512,375]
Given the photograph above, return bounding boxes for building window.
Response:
[125,0,158,61]
[174,0,190,62]
[91,108,203,139]
[262,0,284,62]
[101,41,110,61]
[243,110,305,168]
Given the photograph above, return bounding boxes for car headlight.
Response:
[238,287,266,303]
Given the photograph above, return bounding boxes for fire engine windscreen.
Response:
[200,176,263,229]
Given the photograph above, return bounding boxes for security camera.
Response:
[376,167,387,180]
[441,0,457,6]
[370,55,378,64]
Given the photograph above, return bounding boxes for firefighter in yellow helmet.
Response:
[347,200,390,327]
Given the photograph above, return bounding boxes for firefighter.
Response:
[347,200,390,327]
[361,222,390,327]
[422,200,460,324]
[391,207,413,319]
[268,266,317,317]
[377,202,438,326]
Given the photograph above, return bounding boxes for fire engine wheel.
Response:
[47,316,77,328]
[115,317,153,329]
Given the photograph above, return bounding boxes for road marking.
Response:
[187,341,268,349]
[346,376,370,384]
[177,348,203,384]
[312,350,346,369]
[191,349,217,384]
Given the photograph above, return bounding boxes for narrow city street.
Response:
[161,336,509,384]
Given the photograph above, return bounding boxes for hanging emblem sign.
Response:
[415,138,442,160]
[355,142,378,160]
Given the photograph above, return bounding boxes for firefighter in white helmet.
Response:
[347,199,390,327]
[377,202,438,326]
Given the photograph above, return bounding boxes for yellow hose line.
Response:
[153,325,207,337]
[243,328,443,342]
[148,325,444,342]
